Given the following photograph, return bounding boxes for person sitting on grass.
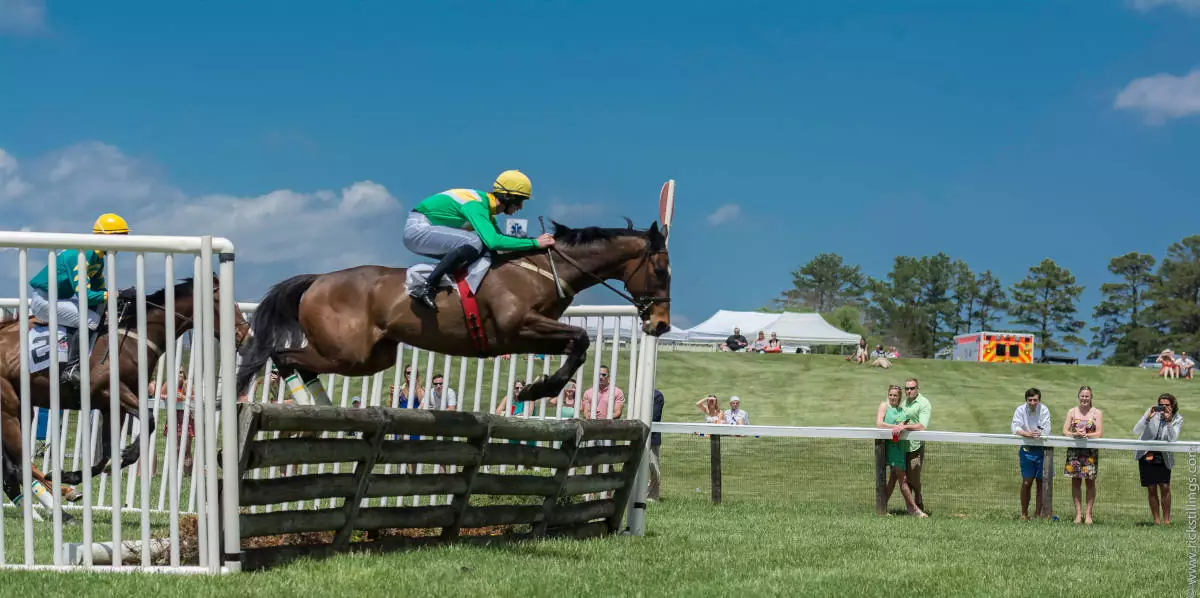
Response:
[721,328,748,352]
[876,384,926,517]
[696,394,726,424]
[763,332,783,353]
[747,331,768,352]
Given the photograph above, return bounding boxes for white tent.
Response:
[666,309,860,346]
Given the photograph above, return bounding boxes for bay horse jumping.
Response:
[236,219,671,405]
[0,276,250,489]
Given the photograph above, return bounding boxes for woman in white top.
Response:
[695,394,726,424]
[1133,392,1183,525]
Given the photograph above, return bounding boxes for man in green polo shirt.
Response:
[899,377,932,513]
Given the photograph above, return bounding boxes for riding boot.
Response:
[60,328,82,388]
[409,244,482,309]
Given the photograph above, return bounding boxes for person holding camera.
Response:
[1133,393,1182,525]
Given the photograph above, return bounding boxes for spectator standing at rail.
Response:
[1011,387,1052,520]
[1133,393,1182,525]
[897,378,932,513]
[648,388,665,501]
[427,373,458,411]
[876,384,926,517]
[1062,385,1103,525]
[582,365,624,419]
[550,380,578,418]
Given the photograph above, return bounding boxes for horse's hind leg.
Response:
[0,378,78,510]
[274,365,334,406]
[511,315,591,403]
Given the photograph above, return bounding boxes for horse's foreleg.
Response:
[119,385,154,470]
[0,378,78,508]
[510,316,591,403]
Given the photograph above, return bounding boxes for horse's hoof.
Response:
[56,471,82,486]
[63,486,83,503]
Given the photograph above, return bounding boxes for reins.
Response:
[546,242,670,319]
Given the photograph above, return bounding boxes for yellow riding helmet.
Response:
[93,213,130,235]
[493,170,532,200]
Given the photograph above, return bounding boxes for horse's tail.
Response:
[235,273,319,395]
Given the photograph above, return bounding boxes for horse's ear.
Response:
[648,221,666,251]
[622,216,634,230]
[550,220,569,234]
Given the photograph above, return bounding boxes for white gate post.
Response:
[625,334,658,536]
[218,250,242,572]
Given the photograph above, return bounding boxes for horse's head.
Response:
[623,221,671,336]
[551,219,672,336]
[119,275,251,348]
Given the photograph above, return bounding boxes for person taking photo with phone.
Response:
[1133,393,1182,525]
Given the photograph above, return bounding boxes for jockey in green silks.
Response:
[402,169,555,309]
[28,213,129,387]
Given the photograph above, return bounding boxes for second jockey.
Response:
[403,170,555,309]
[28,213,129,387]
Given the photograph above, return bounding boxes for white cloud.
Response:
[0,148,31,201]
[1115,69,1200,123]
[0,142,405,296]
[0,0,47,36]
[1129,0,1200,14]
[547,202,604,224]
[706,204,741,226]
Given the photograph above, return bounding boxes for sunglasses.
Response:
[905,387,917,391]
[433,381,443,386]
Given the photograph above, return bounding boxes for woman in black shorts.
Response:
[1133,393,1182,525]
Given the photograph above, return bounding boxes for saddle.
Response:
[406,257,573,357]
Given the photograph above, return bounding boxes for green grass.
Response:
[654,351,1194,437]
[0,352,1196,596]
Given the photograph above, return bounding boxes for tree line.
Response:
[769,235,1200,364]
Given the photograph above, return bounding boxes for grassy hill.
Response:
[653,351,1194,439]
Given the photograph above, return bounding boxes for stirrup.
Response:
[60,362,81,387]
[408,282,437,309]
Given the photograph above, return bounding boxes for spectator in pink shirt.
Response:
[582,365,625,419]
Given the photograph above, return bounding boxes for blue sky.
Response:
[1,0,1198,358]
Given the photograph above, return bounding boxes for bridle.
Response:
[548,240,670,320]
[109,293,252,355]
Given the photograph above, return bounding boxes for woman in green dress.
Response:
[551,380,578,418]
[877,384,928,517]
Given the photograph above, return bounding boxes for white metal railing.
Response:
[0,232,239,574]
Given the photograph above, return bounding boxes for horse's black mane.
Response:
[550,217,647,245]
[116,277,199,326]
[491,218,663,267]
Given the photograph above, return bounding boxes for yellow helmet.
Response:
[493,170,532,200]
[93,213,130,235]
